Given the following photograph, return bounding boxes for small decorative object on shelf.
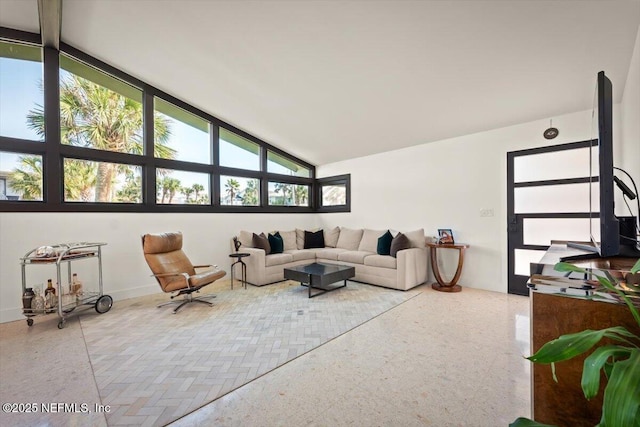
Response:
[71,273,83,295]
[22,288,35,313]
[233,236,242,252]
[31,288,45,313]
[44,279,56,309]
[35,246,56,258]
[437,228,455,244]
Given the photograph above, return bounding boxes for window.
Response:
[157,168,210,205]
[0,41,43,141]
[268,182,309,206]
[219,129,260,171]
[0,34,321,213]
[0,151,43,201]
[59,55,144,155]
[63,158,141,203]
[317,174,350,212]
[220,175,260,206]
[321,184,346,206]
[154,98,211,164]
[267,151,310,177]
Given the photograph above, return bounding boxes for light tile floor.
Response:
[0,281,531,427]
[172,284,532,426]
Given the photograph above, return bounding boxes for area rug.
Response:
[80,280,420,426]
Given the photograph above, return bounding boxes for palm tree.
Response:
[116,173,142,203]
[8,155,43,200]
[181,186,194,203]
[164,178,181,203]
[243,179,259,205]
[26,74,175,202]
[225,178,240,205]
[192,183,204,202]
[63,159,97,201]
[294,185,308,206]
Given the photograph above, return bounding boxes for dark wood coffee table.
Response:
[284,263,355,298]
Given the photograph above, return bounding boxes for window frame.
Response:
[0,28,352,214]
[316,174,351,213]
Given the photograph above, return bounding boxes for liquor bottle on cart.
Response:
[44,279,56,309]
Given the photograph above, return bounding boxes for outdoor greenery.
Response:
[511,259,640,427]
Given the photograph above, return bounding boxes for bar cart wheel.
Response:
[27,318,33,327]
[95,295,113,314]
[58,319,65,329]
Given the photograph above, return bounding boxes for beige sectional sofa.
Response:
[233,227,428,291]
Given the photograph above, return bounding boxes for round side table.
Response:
[426,242,470,292]
[229,253,250,289]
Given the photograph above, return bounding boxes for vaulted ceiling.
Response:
[1,0,639,166]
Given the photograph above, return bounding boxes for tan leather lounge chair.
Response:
[142,232,226,313]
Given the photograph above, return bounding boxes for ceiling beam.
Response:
[38,0,62,49]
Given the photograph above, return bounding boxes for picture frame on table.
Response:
[437,229,454,244]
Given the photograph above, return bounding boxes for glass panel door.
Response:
[507,140,596,295]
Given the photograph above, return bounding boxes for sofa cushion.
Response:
[279,230,297,251]
[238,230,254,248]
[358,229,385,253]
[324,226,340,248]
[284,249,318,262]
[338,250,375,264]
[268,232,284,254]
[304,229,325,249]
[377,230,393,255]
[296,228,305,250]
[390,232,410,257]
[265,253,294,267]
[253,232,271,254]
[336,227,364,250]
[404,228,426,248]
[315,248,349,261]
[364,254,397,269]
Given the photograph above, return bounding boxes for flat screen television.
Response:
[566,71,639,259]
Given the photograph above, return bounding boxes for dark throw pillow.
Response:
[268,232,284,254]
[376,230,394,256]
[252,232,271,254]
[304,229,325,249]
[390,232,410,258]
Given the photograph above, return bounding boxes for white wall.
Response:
[620,25,640,191]
[317,107,630,294]
[0,212,319,323]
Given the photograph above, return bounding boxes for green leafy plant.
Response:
[511,258,640,427]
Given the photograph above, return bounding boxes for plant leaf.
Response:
[554,262,588,275]
[509,417,557,427]
[528,328,624,364]
[600,349,640,427]
[581,345,631,399]
[631,258,640,274]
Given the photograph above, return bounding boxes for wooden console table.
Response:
[426,242,469,292]
[528,243,639,426]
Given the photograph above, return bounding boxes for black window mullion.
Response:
[211,124,219,206]
[43,46,61,206]
[143,90,155,206]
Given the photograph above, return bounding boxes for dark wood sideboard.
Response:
[528,243,639,427]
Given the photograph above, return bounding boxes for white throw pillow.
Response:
[296,228,305,250]
[404,228,426,248]
[279,230,297,251]
[324,226,340,248]
[358,229,386,253]
[238,230,254,248]
[336,227,364,250]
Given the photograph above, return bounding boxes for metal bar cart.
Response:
[20,242,112,329]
